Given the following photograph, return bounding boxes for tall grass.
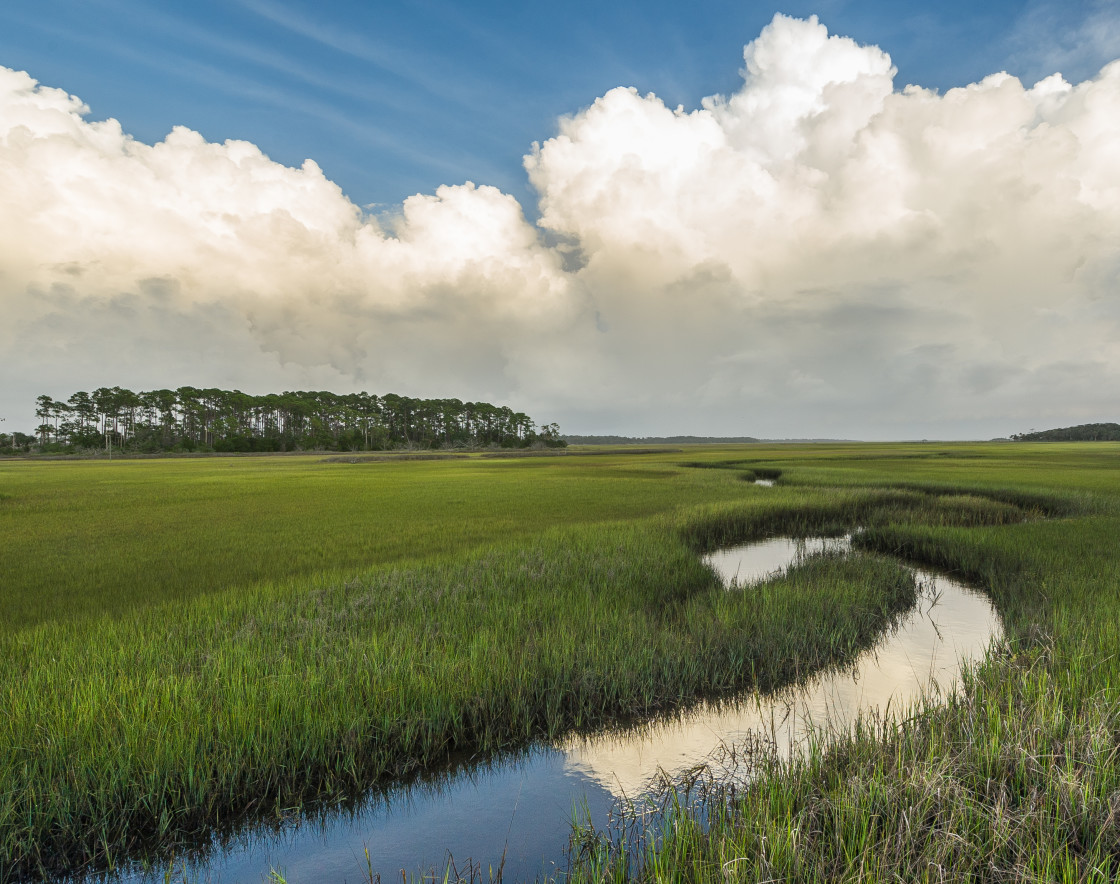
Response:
[567,647,1120,883]
[563,444,1120,883]
[2,442,1117,879]
[1,508,921,878]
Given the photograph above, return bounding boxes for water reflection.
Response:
[116,755,615,883]
[565,568,996,797]
[104,539,1000,884]
[702,535,850,587]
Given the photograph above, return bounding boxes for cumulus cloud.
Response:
[2,14,1119,438]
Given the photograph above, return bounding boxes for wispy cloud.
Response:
[90,0,426,115]
[5,1,503,186]
[235,0,495,110]
[1005,0,1120,83]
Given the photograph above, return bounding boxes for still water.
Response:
[107,538,1000,883]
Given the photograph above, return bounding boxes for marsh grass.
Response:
[565,643,1120,884]
[2,442,1118,880]
[0,517,921,878]
[562,446,1120,884]
[0,454,758,630]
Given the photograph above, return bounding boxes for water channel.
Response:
[106,536,1001,884]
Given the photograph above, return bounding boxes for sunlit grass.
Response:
[0,452,751,628]
[1,442,1119,879]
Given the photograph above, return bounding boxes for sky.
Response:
[1,0,1118,439]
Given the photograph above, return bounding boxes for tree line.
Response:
[1010,422,1120,442]
[5,387,564,454]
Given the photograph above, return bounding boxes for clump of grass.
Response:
[671,486,1029,553]
[887,483,1089,520]
[676,460,783,484]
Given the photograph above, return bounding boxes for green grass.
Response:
[2,529,922,876]
[0,453,753,629]
[561,443,1120,884]
[2,442,1119,880]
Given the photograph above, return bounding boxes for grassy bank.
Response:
[1,443,1116,878]
[564,445,1120,883]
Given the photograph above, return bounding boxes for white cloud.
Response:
[2,14,1119,438]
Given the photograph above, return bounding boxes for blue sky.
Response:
[1,1,1118,438]
[2,0,1114,214]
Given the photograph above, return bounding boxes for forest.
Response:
[1010,422,1120,442]
[11,387,564,454]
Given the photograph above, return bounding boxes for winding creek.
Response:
[104,537,1002,883]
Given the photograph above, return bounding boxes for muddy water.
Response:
[107,539,1001,884]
